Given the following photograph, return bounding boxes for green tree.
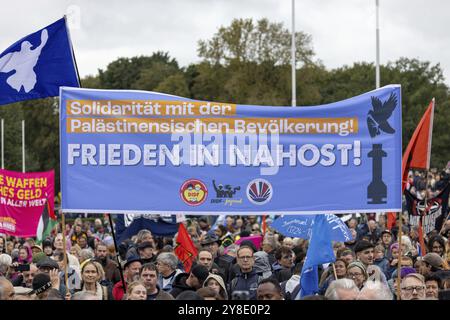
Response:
[198,18,315,66]
[98,51,180,89]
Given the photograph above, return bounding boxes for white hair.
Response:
[79,248,94,262]
[401,235,413,253]
[358,280,393,300]
[324,279,359,300]
[0,254,12,275]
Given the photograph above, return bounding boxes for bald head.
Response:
[0,277,14,300]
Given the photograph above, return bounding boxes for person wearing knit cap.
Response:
[169,264,209,298]
[29,272,62,300]
[346,261,368,289]
[354,240,375,267]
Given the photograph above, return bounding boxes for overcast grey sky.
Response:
[2,0,450,86]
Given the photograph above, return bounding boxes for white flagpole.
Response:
[375,0,380,89]
[291,0,296,106]
[1,119,4,169]
[22,120,25,173]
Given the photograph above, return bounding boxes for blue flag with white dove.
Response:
[298,214,353,298]
[0,17,79,106]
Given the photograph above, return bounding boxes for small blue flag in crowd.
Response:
[299,214,353,298]
[0,17,79,106]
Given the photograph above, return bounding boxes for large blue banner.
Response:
[60,85,402,214]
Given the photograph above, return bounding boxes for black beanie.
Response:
[354,240,374,254]
[190,264,209,284]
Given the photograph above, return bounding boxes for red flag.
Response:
[386,212,396,230]
[396,98,435,254]
[174,223,198,273]
[261,215,267,235]
[402,99,435,190]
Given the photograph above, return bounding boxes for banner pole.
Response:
[291,0,296,107]
[1,118,3,169]
[332,262,338,280]
[396,211,403,300]
[375,0,380,89]
[107,213,126,291]
[22,120,25,173]
[61,211,69,295]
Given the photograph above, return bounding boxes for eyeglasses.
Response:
[347,272,363,278]
[238,256,253,261]
[401,286,425,293]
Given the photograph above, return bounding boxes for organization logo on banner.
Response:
[211,179,242,206]
[247,179,273,205]
[180,179,208,206]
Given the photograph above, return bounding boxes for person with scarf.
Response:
[73,260,112,300]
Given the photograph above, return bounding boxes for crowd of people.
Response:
[0,168,449,300]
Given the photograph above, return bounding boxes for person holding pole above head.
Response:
[319,258,348,294]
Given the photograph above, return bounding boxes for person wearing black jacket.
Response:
[169,264,209,298]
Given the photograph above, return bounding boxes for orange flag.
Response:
[174,222,198,273]
[388,99,435,252]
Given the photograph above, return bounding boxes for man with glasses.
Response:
[400,273,426,300]
[229,246,263,300]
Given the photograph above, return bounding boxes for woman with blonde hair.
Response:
[125,281,147,300]
[73,260,112,300]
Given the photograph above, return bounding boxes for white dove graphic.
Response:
[0,29,48,93]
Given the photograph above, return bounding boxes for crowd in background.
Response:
[0,167,449,300]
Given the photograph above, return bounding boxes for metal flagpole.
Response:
[375,0,380,89]
[1,119,4,169]
[22,120,25,173]
[108,214,126,290]
[291,0,296,107]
